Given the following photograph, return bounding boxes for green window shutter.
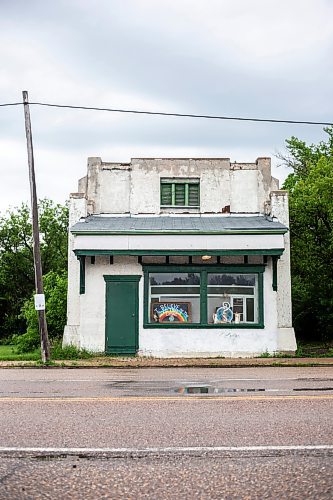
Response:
[175,184,186,206]
[188,183,200,206]
[161,183,172,205]
[161,179,200,207]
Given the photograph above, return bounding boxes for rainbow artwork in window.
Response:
[151,302,191,323]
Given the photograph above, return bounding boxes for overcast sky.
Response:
[1,0,332,213]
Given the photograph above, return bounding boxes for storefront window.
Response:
[149,273,200,323]
[207,273,257,324]
[145,267,262,327]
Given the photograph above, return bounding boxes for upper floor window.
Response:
[160,178,200,208]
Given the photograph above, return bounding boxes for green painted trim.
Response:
[143,268,149,325]
[160,179,200,207]
[105,348,137,354]
[72,229,287,235]
[143,265,265,273]
[143,323,265,329]
[258,271,264,326]
[103,275,142,282]
[143,265,265,329]
[79,256,85,295]
[75,249,284,257]
[272,256,278,291]
[200,270,207,324]
[160,205,200,209]
[160,178,200,184]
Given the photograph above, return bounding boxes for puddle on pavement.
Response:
[176,386,266,394]
[175,385,333,395]
[104,381,333,396]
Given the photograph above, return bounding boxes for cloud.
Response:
[0,0,332,211]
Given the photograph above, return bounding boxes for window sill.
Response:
[160,207,200,213]
[143,323,264,329]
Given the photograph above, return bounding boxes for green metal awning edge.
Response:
[74,249,284,257]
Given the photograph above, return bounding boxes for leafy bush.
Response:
[13,329,40,354]
[0,336,14,345]
[18,271,67,353]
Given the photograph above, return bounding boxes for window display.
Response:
[207,273,257,324]
[149,273,200,323]
[145,267,262,327]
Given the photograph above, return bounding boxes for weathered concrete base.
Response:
[137,351,290,359]
[138,328,294,358]
[275,327,297,354]
[63,325,81,348]
[137,351,269,359]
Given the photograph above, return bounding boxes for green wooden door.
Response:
[104,275,141,354]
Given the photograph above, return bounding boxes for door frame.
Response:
[103,274,141,354]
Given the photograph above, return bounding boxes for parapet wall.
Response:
[77,156,279,215]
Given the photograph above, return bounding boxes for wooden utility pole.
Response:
[22,91,50,363]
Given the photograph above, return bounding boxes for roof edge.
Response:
[71,228,288,236]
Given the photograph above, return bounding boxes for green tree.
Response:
[0,200,68,340]
[281,128,333,341]
[279,127,333,179]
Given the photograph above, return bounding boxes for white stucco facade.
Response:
[63,156,296,357]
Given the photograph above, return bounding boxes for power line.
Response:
[0,100,332,126]
[0,102,22,107]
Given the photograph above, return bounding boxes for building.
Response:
[63,156,296,357]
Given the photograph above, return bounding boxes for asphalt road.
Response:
[0,367,332,499]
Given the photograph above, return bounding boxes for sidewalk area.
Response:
[0,357,332,368]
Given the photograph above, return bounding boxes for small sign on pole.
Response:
[34,294,45,311]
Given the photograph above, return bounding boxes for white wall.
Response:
[99,168,131,213]
[73,233,286,252]
[63,194,87,348]
[83,157,276,216]
[230,170,259,213]
[270,191,296,352]
[270,191,293,327]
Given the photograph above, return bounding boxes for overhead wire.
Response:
[0,100,332,126]
[0,102,22,107]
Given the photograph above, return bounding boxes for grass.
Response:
[0,342,97,362]
[0,339,133,362]
[50,341,94,360]
[0,345,41,361]
[257,343,333,359]
[296,341,333,357]
[0,340,332,363]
